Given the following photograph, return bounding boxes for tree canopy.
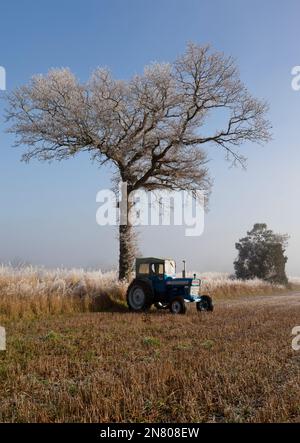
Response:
[5,43,272,279]
[234,223,289,284]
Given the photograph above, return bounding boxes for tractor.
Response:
[126,257,213,314]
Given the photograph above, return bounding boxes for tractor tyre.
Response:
[196,295,214,312]
[126,280,153,312]
[169,297,187,315]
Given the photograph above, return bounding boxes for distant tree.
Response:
[234,223,289,284]
[4,43,271,280]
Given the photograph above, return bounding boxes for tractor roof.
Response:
[135,257,174,264]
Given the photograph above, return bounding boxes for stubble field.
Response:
[0,266,299,423]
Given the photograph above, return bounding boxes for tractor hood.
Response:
[165,277,200,286]
[165,278,190,286]
[165,277,200,298]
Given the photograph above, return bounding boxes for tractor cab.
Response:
[127,257,213,314]
[136,257,175,279]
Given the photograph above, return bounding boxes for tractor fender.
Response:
[129,277,154,294]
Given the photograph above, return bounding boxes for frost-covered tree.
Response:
[5,43,271,280]
[234,223,289,284]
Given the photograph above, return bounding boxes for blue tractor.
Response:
[126,257,213,314]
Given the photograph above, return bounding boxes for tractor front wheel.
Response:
[196,295,214,312]
[169,297,187,315]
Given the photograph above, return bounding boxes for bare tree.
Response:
[4,43,271,280]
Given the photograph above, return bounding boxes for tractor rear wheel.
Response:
[127,280,153,312]
[169,297,187,315]
[196,295,214,312]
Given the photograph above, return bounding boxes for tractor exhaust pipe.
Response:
[182,260,186,278]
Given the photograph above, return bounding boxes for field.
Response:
[0,266,299,423]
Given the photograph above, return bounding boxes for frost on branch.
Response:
[5,43,271,279]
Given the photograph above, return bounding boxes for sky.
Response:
[0,0,300,274]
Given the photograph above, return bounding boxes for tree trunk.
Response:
[118,224,136,281]
[118,187,136,280]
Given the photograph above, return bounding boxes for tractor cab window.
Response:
[150,263,164,276]
[138,263,150,274]
[165,260,176,276]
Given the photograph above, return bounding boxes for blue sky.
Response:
[1,0,300,274]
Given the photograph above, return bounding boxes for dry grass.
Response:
[199,272,288,300]
[0,266,127,323]
[0,302,299,423]
[0,266,291,323]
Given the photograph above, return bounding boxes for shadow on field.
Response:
[88,293,171,315]
[89,292,129,313]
